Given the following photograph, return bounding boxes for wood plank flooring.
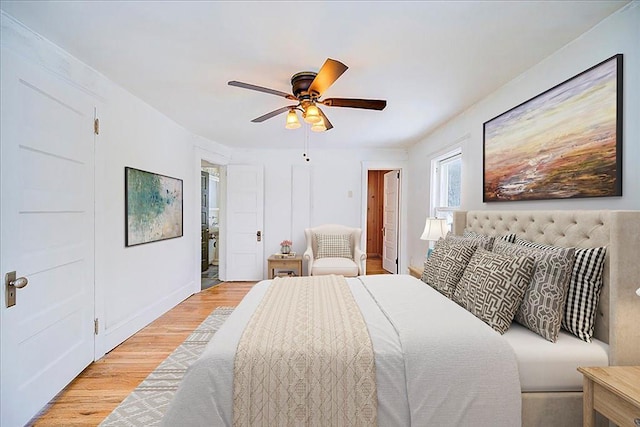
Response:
[32,264,391,426]
[30,282,255,426]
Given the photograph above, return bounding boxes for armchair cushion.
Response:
[311,257,359,277]
[315,233,352,259]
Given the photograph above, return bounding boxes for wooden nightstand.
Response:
[578,366,640,427]
[267,255,303,279]
[408,265,423,279]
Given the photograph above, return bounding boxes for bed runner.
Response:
[233,274,377,426]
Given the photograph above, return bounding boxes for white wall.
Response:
[407,2,640,267]
[229,148,408,275]
[0,13,230,357]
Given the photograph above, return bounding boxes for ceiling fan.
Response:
[228,58,387,132]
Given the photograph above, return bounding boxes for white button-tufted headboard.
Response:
[453,210,640,366]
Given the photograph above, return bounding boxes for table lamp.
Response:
[420,217,447,257]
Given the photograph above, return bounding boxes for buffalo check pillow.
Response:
[515,238,607,342]
[315,233,352,259]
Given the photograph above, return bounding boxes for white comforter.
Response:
[161,275,521,426]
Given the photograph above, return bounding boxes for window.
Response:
[431,148,462,228]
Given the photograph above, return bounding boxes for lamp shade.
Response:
[303,104,321,124]
[420,217,447,241]
[285,109,301,129]
[310,119,326,132]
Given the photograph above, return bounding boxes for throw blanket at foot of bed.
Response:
[233,275,377,426]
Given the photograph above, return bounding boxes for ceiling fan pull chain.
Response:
[303,124,310,162]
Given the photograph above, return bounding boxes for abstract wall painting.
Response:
[125,167,183,246]
[483,54,622,202]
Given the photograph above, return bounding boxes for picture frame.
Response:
[483,54,623,202]
[125,167,183,246]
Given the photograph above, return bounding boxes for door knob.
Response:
[5,271,28,308]
[257,231,262,242]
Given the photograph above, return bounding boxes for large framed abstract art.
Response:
[483,54,623,202]
[125,167,183,246]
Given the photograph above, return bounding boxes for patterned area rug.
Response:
[99,307,234,426]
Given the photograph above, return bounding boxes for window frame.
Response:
[430,147,462,229]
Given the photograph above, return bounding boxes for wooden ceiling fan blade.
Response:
[251,105,297,123]
[308,59,348,97]
[318,107,333,131]
[228,81,296,100]
[321,98,387,110]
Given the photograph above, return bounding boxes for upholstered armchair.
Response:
[303,224,366,277]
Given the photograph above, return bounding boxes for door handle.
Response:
[256,231,262,242]
[5,271,28,308]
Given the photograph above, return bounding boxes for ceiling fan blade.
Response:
[251,105,297,123]
[318,107,333,131]
[308,58,348,97]
[228,81,296,100]
[321,98,387,110]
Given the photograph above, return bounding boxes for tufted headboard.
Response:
[453,210,640,366]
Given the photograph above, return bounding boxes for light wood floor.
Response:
[30,282,255,426]
[32,262,391,426]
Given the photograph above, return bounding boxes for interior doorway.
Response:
[201,162,222,290]
[366,169,399,274]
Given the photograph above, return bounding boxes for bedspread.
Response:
[233,275,377,426]
[161,275,521,426]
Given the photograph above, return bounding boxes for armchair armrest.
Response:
[353,247,366,275]
[303,248,314,275]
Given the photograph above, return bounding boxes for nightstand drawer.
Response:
[594,382,640,427]
[275,260,299,269]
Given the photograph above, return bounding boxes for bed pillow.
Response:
[315,233,352,259]
[515,238,607,342]
[492,239,575,342]
[453,248,535,334]
[463,230,517,245]
[421,239,478,298]
[447,231,495,251]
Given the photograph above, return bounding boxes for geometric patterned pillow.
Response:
[462,229,516,244]
[421,239,478,298]
[492,239,575,342]
[447,231,495,250]
[515,238,607,342]
[315,233,352,259]
[453,248,535,334]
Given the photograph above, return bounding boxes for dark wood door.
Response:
[366,170,391,258]
[201,171,209,271]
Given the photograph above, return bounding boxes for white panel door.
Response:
[225,165,264,280]
[382,171,399,273]
[0,50,96,426]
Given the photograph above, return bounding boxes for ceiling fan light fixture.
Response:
[303,104,321,124]
[311,119,327,132]
[285,109,301,129]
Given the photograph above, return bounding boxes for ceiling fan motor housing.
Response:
[291,72,318,99]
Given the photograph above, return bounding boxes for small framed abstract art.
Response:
[483,54,623,202]
[125,167,183,246]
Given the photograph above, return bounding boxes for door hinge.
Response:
[94,118,100,135]
[397,171,400,178]
[94,318,99,335]
[395,258,398,265]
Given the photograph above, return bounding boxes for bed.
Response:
[453,210,640,427]
[162,210,640,426]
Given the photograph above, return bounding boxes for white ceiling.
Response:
[1,1,629,150]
